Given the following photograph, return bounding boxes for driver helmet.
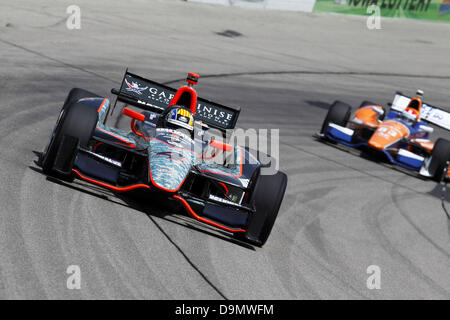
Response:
[166,106,195,132]
[400,109,417,124]
[404,92,423,122]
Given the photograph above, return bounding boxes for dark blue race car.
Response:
[40,71,287,247]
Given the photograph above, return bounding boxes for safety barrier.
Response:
[188,0,450,21]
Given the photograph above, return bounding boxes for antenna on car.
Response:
[110,68,129,117]
[186,72,199,87]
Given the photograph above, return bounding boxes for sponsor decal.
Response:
[346,0,432,11]
[440,0,450,15]
[87,151,122,167]
[148,86,174,104]
[121,73,238,130]
[125,78,148,95]
[209,194,238,206]
[196,103,235,128]
[314,0,450,21]
[433,113,444,120]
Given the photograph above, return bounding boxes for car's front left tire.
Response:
[41,101,98,177]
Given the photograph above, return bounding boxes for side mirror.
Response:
[419,125,433,133]
[371,106,384,115]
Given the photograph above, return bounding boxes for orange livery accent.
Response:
[130,119,145,139]
[218,182,229,195]
[354,106,383,128]
[405,97,422,122]
[169,86,198,115]
[368,120,410,150]
[410,139,434,152]
[72,169,150,192]
[122,107,146,121]
[97,98,108,113]
[210,140,233,152]
[201,147,244,178]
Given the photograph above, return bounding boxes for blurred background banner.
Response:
[313,0,450,21]
[186,0,317,12]
[187,0,450,20]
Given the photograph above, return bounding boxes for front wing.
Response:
[319,122,429,173]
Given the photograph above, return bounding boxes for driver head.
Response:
[166,106,195,133]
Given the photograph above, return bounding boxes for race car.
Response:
[317,90,450,181]
[40,71,287,247]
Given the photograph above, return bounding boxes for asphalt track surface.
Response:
[1,0,450,299]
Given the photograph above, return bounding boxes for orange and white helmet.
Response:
[404,90,424,122]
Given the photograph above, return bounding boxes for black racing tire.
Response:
[241,171,288,247]
[41,88,99,173]
[41,101,98,176]
[320,100,352,134]
[429,138,450,181]
[63,88,100,109]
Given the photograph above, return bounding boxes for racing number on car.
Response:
[377,127,397,139]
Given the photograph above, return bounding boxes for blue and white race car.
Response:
[318,90,450,181]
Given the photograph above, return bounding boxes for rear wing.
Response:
[391,92,450,130]
[111,71,240,131]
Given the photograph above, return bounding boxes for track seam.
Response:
[147,216,228,300]
[6,36,447,296]
[3,36,449,86]
[0,38,115,83]
[162,70,450,85]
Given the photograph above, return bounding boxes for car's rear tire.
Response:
[41,101,98,177]
[240,171,288,247]
[429,138,450,181]
[320,101,351,134]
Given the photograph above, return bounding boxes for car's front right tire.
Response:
[41,101,98,177]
